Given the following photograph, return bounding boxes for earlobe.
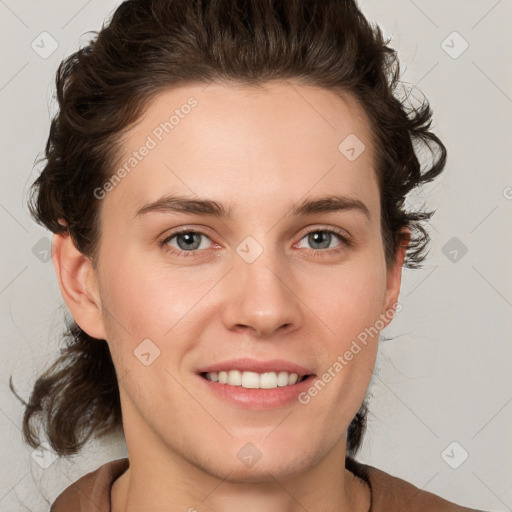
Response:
[51,232,107,340]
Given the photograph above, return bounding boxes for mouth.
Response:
[199,370,312,389]
[195,358,316,409]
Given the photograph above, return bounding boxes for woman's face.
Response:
[87,81,404,480]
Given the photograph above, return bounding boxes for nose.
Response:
[221,247,303,338]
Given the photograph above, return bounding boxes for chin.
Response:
[205,453,318,485]
[190,433,322,484]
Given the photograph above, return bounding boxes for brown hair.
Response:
[17,0,446,459]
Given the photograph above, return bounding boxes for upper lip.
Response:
[197,358,314,376]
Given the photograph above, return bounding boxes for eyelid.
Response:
[297,224,350,242]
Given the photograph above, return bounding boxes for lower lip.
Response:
[197,374,316,410]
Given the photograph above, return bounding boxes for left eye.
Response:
[296,230,346,250]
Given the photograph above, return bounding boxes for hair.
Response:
[17,0,446,460]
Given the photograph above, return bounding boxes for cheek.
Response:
[98,252,186,331]
[305,255,387,399]
[314,257,388,343]
[96,250,223,367]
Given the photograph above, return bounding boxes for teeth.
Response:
[204,370,303,389]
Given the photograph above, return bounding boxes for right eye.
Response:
[160,229,215,257]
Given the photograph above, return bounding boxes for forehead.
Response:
[103,81,379,222]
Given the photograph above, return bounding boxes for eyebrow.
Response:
[134,194,371,221]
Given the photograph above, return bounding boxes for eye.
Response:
[160,229,214,257]
[159,226,350,259]
[295,228,349,253]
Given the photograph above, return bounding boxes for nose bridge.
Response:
[223,237,302,337]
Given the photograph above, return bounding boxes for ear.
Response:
[380,228,410,324]
[51,232,107,340]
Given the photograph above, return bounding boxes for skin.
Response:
[52,81,407,512]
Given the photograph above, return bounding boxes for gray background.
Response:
[1,1,511,510]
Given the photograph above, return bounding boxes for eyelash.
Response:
[159,227,350,259]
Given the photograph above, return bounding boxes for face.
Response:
[76,81,404,481]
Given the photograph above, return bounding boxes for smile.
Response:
[202,370,310,389]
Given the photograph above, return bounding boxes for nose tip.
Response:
[221,259,302,338]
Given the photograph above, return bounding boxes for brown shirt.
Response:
[50,458,487,511]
